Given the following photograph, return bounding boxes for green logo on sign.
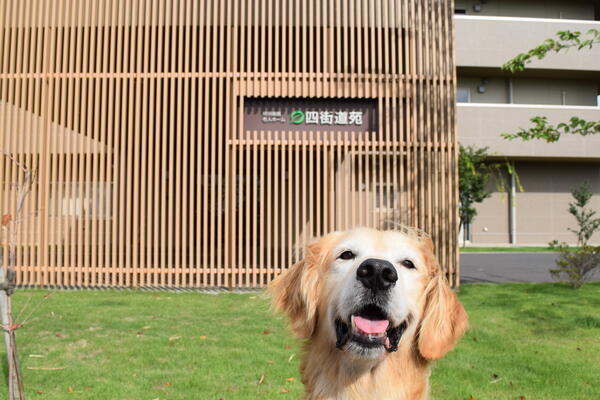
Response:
[290,110,305,124]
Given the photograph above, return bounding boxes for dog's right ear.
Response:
[269,234,338,339]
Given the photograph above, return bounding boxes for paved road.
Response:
[460,252,600,284]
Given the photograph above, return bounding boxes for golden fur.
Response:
[270,228,468,400]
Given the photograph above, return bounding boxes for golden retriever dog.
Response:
[270,227,468,400]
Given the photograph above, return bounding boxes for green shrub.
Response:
[549,182,600,288]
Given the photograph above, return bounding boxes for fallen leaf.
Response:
[286,377,295,382]
[36,390,45,395]
[258,374,265,385]
[168,336,181,341]
[518,396,526,400]
[1,214,12,226]
[284,345,291,350]
[281,388,289,393]
[469,396,475,400]
[263,329,272,335]
[55,333,62,338]
[199,336,207,340]
[68,386,73,393]
[227,384,239,392]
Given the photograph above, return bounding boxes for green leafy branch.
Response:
[458,145,522,245]
[502,116,600,143]
[502,29,600,73]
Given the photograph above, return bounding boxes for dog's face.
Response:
[270,227,468,362]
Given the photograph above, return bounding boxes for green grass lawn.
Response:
[1,283,599,399]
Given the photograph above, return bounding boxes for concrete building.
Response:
[455,0,600,245]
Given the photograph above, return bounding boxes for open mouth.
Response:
[335,304,408,353]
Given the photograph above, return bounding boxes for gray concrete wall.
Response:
[455,0,596,20]
[458,77,599,106]
[455,16,600,72]
[457,103,600,159]
[513,78,599,106]
[458,76,509,103]
[471,161,600,245]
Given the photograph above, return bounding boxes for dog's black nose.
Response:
[356,258,398,291]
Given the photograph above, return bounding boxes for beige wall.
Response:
[455,16,600,72]
[458,103,600,159]
[471,161,600,245]
[458,77,599,106]
[470,188,511,244]
[455,0,596,20]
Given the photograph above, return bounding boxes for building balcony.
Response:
[457,103,600,159]
[455,15,600,73]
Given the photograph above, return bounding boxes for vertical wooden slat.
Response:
[96,0,108,286]
[223,0,233,288]
[259,130,265,286]
[197,0,206,287]
[252,130,259,286]
[266,130,273,282]
[167,0,176,287]
[139,0,151,287]
[90,0,102,287]
[294,131,300,261]
[447,0,459,285]
[245,128,251,286]
[171,0,185,287]
[148,0,159,287]
[14,0,26,273]
[108,0,119,287]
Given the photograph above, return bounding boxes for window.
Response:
[455,9,466,14]
[456,88,470,103]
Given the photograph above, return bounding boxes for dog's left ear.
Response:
[269,234,337,339]
[417,238,468,360]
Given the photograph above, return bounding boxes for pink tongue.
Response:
[353,316,389,334]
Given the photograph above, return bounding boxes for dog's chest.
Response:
[306,370,427,400]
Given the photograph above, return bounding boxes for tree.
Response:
[501,29,600,142]
[502,29,600,73]
[458,145,519,246]
[1,153,35,400]
[458,145,491,243]
[549,182,600,288]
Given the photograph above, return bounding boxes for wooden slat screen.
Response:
[0,0,458,288]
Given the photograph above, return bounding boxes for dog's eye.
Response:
[400,259,415,269]
[338,250,356,260]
